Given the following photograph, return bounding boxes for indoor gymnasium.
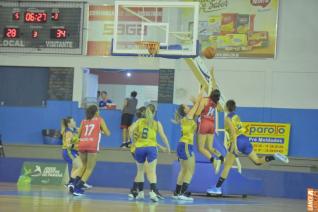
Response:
[0,0,317,211]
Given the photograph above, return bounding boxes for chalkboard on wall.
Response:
[48,67,74,100]
[158,69,174,103]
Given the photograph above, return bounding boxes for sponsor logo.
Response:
[30,165,42,177]
[250,0,271,8]
[200,0,228,12]
[30,165,63,178]
[246,124,285,136]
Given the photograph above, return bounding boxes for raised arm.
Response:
[209,65,218,90]
[100,118,111,136]
[157,122,170,153]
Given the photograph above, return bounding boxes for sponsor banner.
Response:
[242,122,290,155]
[189,0,279,58]
[17,162,69,185]
[307,188,318,212]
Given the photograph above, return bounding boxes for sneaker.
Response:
[149,190,159,202]
[64,183,69,188]
[136,191,144,200]
[68,183,75,193]
[214,159,222,174]
[128,189,138,199]
[154,190,165,200]
[184,191,192,197]
[73,187,84,196]
[172,191,179,199]
[83,183,93,190]
[207,187,222,196]
[274,153,289,164]
[178,194,194,201]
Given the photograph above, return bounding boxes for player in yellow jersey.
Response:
[172,89,203,201]
[128,106,169,200]
[130,104,170,202]
[61,117,83,193]
[207,100,289,196]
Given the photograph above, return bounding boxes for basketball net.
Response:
[135,41,160,63]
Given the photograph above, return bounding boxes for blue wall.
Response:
[0,101,317,157]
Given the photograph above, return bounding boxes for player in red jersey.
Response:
[195,67,224,173]
[73,105,110,196]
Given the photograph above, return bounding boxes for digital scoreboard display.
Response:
[0,1,85,54]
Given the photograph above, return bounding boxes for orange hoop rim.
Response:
[135,41,160,56]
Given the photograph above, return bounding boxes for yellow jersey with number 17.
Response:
[134,118,158,148]
[226,112,247,136]
[180,117,197,145]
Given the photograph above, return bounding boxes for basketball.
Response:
[203,46,216,59]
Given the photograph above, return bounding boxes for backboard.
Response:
[112,1,200,58]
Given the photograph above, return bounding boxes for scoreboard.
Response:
[0,1,85,54]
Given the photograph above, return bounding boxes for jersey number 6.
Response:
[141,128,149,139]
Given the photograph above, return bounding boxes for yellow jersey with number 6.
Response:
[134,118,158,148]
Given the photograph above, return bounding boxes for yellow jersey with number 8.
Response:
[134,118,158,148]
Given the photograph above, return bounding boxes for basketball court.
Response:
[0,183,306,212]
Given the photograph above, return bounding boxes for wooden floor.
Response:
[0,183,306,212]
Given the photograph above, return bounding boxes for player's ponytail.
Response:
[172,104,186,124]
[60,117,72,135]
[86,105,98,120]
[145,104,156,127]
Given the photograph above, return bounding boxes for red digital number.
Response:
[51,12,59,21]
[42,13,47,22]
[24,12,47,22]
[25,12,35,22]
[36,13,42,22]
[13,12,20,20]
[56,29,66,38]
[32,30,39,38]
[4,28,18,38]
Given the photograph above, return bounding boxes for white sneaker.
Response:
[178,194,193,201]
[149,190,159,202]
[136,191,144,200]
[274,153,289,163]
[214,159,221,174]
[83,183,93,190]
[207,187,222,196]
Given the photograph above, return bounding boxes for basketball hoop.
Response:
[135,41,160,57]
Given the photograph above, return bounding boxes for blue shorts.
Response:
[177,142,194,160]
[235,135,253,156]
[135,147,158,163]
[62,149,79,164]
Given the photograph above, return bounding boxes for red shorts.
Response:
[198,119,215,134]
[78,141,100,153]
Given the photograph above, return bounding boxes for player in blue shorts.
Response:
[61,117,83,193]
[129,104,170,202]
[172,89,203,201]
[207,100,289,196]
